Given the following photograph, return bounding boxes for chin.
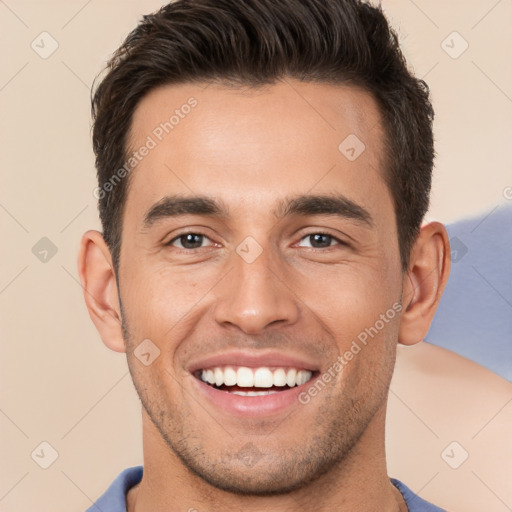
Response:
[182,461,318,496]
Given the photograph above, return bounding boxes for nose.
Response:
[213,244,300,334]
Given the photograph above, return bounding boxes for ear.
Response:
[398,221,451,346]
[77,230,126,353]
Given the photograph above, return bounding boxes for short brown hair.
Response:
[91,0,434,272]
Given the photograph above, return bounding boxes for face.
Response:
[118,79,403,494]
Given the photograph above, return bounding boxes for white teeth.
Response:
[273,368,287,386]
[286,368,297,387]
[205,369,215,385]
[296,370,311,386]
[237,367,254,387]
[199,366,313,388]
[254,368,273,388]
[224,367,237,386]
[214,367,223,387]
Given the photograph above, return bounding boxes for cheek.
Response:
[121,263,210,333]
[292,261,399,328]
[290,266,402,388]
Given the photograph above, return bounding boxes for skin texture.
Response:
[78,79,450,511]
[389,343,512,511]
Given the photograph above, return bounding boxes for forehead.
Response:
[125,79,390,224]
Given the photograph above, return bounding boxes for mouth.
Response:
[188,351,321,417]
[194,365,317,396]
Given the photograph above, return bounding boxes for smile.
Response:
[191,367,320,418]
[196,366,314,395]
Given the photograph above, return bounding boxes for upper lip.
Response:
[188,350,321,374]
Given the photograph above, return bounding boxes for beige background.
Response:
[1,1,511,511]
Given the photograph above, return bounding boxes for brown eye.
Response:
[168,233,210,250]
[298,233,344,249]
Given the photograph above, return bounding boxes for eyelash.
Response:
[165,232,213,251]
[165,231,347,252]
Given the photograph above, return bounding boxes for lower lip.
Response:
[191,376,318,418]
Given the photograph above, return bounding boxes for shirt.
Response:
[86,465,446,511]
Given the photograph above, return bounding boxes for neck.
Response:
[127,404,406,512]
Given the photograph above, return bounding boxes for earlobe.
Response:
[77,230,126,353]
[398,222,451,346]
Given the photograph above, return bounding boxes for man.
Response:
[78,0,450,510]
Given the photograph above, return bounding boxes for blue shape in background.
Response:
[426,204,512,381]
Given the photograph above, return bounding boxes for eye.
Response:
[167,232,213,250]
[296,233,345,249]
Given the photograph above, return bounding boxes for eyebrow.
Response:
[275,194,373,227]
[142,195,229,229]
[142,193,374,229]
